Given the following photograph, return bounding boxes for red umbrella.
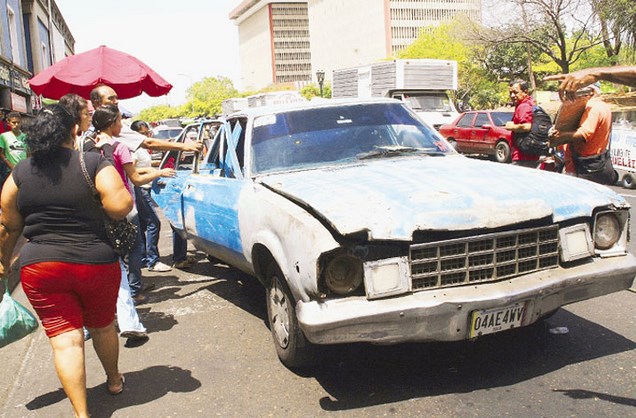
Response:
[28,45,173,100]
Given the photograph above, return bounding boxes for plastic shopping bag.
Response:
[0,278,38,348]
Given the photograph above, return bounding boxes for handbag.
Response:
[0,277,38,348]
[573,149,617,185]
[78,147,138,256]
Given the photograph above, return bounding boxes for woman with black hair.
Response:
[90,104,175,339]
[58,93,92,142]
[0,104,133,417]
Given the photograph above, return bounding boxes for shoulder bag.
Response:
[78,148,138,256]
[0,277,38,348]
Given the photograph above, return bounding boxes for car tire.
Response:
[494,140,511,163]
[265,262,316,369]
[446,138,458,150]
[621,173,636,189]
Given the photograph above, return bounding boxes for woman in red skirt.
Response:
[0,104,133,418]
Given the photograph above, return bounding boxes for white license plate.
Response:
[469,302,527,338]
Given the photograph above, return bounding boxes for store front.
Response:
[0,59,33,118]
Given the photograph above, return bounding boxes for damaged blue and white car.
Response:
[153,98,636,369]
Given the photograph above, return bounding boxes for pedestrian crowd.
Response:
[0,84,201,418]
[0,66,635,417]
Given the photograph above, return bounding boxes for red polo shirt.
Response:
[512,96,538,161]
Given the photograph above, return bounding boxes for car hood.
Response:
[257,155,627,240]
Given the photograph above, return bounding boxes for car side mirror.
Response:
[481,124,492,129]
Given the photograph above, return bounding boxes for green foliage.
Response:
[137,105,181,124]
[300,83,331,100]
[182,76,239,118]
[398,22,470,66]
[398,21,508,110]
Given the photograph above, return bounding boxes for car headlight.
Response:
[594,213,621,250]
[324,255,363,295]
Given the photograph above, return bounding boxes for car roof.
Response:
[226,97,402,118]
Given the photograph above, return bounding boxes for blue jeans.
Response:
[125,213,144,297]
[172,226,188,263]
[135,187,161,268]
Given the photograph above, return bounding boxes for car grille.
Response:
[409,225,559,290]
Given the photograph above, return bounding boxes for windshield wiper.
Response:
[357,146,444,160]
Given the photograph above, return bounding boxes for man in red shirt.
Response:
[505,80,539,168]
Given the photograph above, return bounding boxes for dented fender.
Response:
[237,183,340,302]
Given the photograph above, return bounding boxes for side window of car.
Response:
[207,119,247,179]
[223,119,246,179]
[201,124,222,171]
[457,114,474,128]
[159,125,197,171]
[474,113,490,127]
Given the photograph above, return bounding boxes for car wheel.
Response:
[266,262,315,369]
[494,140,511,163]
[622,173,636,189]
[446,138,458,150]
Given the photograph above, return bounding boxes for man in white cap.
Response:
[548,82,616,184]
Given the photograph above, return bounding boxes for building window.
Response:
[271,3,312,83]
[41,42,49,68]
[388,0,482,54]
[7,5,22,66]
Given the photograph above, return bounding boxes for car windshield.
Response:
[490,112,514,126]
[251,102,451,174]
[403,93,453,112]
[154,128,183,139]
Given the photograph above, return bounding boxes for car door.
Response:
[470,112,492,152]
[454,113,476,152]
[180,118,252,272]
[151,125,199,231]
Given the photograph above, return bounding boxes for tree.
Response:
[137,105,180,124]
[472,0,607,74]
[183,76,239,118]
[398,20,512,109]
[300,82,331,100]
[592,0,636,59]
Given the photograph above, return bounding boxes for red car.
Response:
[439,111,514,163]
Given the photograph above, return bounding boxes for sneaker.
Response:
[120,330,148,340]
[173,260,193,269]
[148,261,172,272]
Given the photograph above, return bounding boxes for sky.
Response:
[55,0,242,113]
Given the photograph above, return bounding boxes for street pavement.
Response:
[1,210,635,417]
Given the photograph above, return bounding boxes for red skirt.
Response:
[21,261,120,338]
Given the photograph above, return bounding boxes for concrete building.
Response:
[230,0,481,90]
[230,0,311,91]
[0,0,74,115]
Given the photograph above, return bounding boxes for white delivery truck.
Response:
[610,122,636,188]
[221,97,249,116]
[331,59,459,129]
[222,91,307,116]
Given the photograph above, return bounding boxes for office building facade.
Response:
[230,0,481,90]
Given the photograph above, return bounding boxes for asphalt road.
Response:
[0,185,634,418]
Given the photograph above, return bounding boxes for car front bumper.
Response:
[296,253,636,345]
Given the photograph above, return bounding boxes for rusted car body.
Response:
[153,98,636,368]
